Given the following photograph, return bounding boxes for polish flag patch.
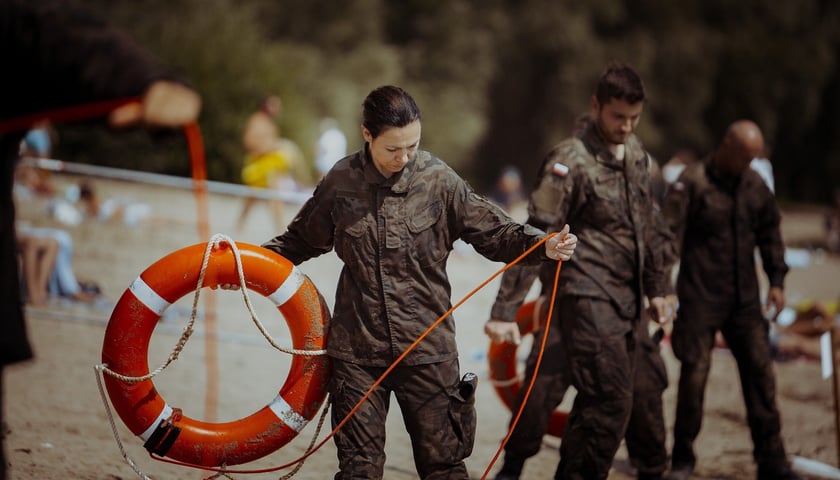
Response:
[552,162,569,177]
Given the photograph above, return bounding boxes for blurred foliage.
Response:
[53,0,840,204]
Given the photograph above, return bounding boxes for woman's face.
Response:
[363,120,421,178]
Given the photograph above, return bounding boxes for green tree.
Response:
[50,0,840,204]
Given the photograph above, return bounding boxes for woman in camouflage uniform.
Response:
[261,85,577,479]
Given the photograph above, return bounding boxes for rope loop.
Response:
[208,233,327,357]
[98,233,326,386]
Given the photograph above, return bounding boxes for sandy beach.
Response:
[5,172,840,479]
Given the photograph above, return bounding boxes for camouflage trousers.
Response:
[329,357,476,480]
[503,298,667,477]
[555,295,638,480]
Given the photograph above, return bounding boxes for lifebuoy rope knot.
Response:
[96,236,332,469]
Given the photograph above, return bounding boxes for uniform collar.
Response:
[580,122,641,171]
[705,157,742,192]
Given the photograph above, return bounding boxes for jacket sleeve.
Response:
[755,189,789,288]
[661,176,692,279]
[488,264,541,322]
[452,175,547,265]
[643,205,675,298]
[261,181,335,265]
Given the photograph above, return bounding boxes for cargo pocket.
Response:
[637,340,669,394]
[671,319,700,364]
[567,333,601,398]
[328,378,353,453]
[448,372,477,461]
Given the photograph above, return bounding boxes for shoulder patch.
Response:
[552,162,569,177]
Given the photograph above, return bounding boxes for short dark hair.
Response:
[594,63,645,105]
[362,85,422,138]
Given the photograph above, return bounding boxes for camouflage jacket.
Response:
[262,147,548,366]
[517,123,669,321]
[662,158,788,307]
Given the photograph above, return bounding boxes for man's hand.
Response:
[484,319,521,345]
[665,294,678,320]
[647,296,675,325]
[545,224,578,261]
[109,80,202,129]
[766,286,785,322]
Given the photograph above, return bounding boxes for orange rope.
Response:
[150,232,564,476]
[480,253,562,479]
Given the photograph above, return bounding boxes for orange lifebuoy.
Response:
[487,297,568,438]
[101,241,331,467]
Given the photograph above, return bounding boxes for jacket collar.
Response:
[705,156,742,192]
[580,122,642,171]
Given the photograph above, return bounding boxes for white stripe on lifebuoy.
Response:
[490,376,522,388]
[102,242,331,467]
[130,277,171,316]
[140,404,173,441]
[267,266,305,307]
[268,395,307,432]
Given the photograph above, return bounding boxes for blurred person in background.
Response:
[750,145,775,194]
[489,165,527,221]
[486,63,673,480]
[661,149,698,187]
[315,117,348,178]
[237,95,312,234]
[16,227,59,307]
[662,120,799,480]
[15,223,99,304]
[0,1,200,478]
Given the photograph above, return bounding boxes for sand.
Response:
[5,173,840,480]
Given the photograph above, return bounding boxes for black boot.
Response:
[757,461,802,480]
[638,472,664,480]
[666,464,693,480]
[494,454,525,480]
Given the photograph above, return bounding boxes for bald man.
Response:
[661,120,799,480]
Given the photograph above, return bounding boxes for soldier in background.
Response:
[662,120,799,480]
[485,63,673,480]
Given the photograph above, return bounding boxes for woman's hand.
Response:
[545,224,578,261]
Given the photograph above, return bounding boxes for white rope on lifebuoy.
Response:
[213,233,326,357]
[97,233,326,385]
[94,234,331,474]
